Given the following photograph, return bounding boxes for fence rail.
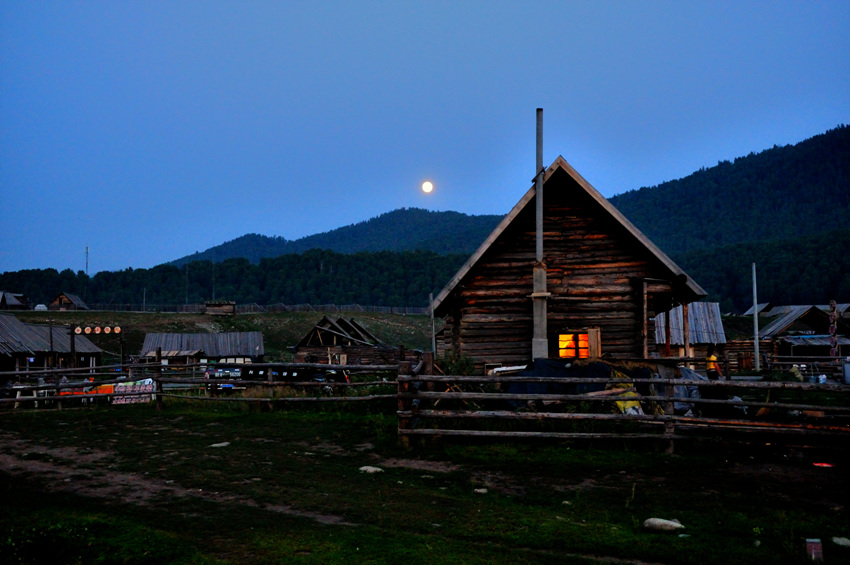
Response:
[4,359,850,452]
[396,366,850,449]
[0,362,399,410]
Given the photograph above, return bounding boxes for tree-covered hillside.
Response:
[173,208,501,266]
[0,250,467,308]
[674,228,850,313]
[610,125,850,255]
[3,127,848,313]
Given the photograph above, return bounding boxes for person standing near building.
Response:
[706,343,723,380]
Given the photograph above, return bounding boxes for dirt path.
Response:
[0,431,354,525]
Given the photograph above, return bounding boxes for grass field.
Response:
[1,397,848,564]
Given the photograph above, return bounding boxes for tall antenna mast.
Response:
[85,246,89,301]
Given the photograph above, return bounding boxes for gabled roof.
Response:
[654,302,726,345]
[141,332,264,358]
[50,292,89,310]
[0,313,100,355]
[743,303,771,316]
[296,317,386,348]
[0,291,29,309]
[432,156,706,315]
[759,306,828,339]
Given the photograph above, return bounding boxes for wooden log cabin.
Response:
[432,156,707,372]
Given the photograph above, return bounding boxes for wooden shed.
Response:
[653,302,726,359]
[0,291,30,311]
[432,156,706,372]
[0,313,102,372]
[204,301,236,316]
[140,332,264,364]
[293,317,411,365]
[49,292,89,311]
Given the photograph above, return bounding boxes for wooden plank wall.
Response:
[442,177,680,372]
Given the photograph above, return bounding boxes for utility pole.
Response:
[752,263,760,372]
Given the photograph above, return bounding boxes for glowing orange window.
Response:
[558,332,590,359]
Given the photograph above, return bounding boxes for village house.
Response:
[0,313,102,372]
[724,304,849,373]
[432,156,706,372]
[140,331,264,365]
[0,291,30,311]
[48,292,89,311]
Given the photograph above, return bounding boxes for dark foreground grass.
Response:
[1,401,848,564]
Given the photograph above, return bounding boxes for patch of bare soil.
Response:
[0,432,355,525]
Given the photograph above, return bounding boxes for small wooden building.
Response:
[0,313,102,373]
[204,301,236,316]
[653,302,726,359]
[432,156,706,372]
[140,332,264,364]
[49,292,89,311]
[293,317,410,365]
[0,291,30,311]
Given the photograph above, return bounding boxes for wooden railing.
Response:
[0,362,400,410]
[396,363,850,449]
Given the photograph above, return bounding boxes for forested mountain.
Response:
[172,208,501,266]
[609,124,850,255]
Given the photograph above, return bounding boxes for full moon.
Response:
[421,181,434,193]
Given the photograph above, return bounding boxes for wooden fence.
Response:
[0,362,399,411]
[396,362,850,449]
[4,359,850,452]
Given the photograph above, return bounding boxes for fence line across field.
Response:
[3,360,849,451]
[78,303,429,315]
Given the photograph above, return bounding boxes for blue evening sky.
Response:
[1,1,848,274]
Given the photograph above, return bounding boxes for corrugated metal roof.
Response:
[759,306,824,339]
[743,303,771,316]
[0,291,28,309]
[0,313,101,355]
[654,302,726,345]
[141,332,264,358]
[781,335,850,347]
[25,324,102,353]
[0,313,34,355]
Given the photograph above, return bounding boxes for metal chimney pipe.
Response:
[536,108,543,262]
[531,108,550,359]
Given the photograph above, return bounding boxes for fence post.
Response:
[656,364,677,453]
[155,347,164,411]
[397,363,411,448]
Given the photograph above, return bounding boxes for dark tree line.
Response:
[673,228,850,313]
[0,250,467,308]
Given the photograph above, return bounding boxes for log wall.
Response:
[440,169,689,372]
